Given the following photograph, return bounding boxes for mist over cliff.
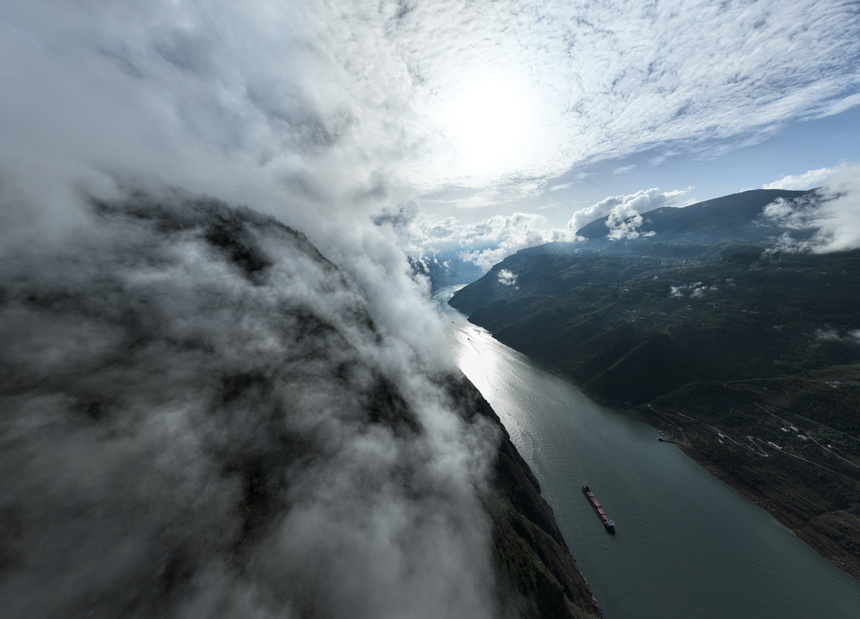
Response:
[0,188,508,618]
[0,2,610,612]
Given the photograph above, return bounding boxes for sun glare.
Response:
[445,76,532,179]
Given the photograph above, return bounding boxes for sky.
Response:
[3,1,860,239]
[2,1,860,616]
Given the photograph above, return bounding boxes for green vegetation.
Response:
[451,245,860,579]
[452,247,860,405]
[634,369,860,577]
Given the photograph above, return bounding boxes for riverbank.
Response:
[626,375,860,582]
[578,365,860,581]
[516,362,860,580]
[446,243,860,584]
[445,294,860,618]
[447,375,603,619]
[670,436,860,581]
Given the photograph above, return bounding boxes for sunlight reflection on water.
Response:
[436,287,860,619]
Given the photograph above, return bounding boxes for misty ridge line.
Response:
[0,189,505,618]
[406,164,860,290]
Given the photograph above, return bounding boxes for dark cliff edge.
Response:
[0,190,601,617]
[446,377,603,619]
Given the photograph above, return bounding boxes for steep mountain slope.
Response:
[449,190,860,579]
[450,189,815,316]
[454,246,860,405]
[449,246,668,316]
[0,192,600,618]
[577,188,811,247]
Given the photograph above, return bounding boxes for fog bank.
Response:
[0,190,500,618]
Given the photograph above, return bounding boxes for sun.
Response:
[444,75,532,179]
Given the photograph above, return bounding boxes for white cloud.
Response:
[815,328,860,344]
[455,213,580,271]
[396,210,581,279]
[394,0,860,197]
[670,282,718,299]
[3,0,857,612]
[401,185,687,279]
[763,167,834,190]
[815,328,841,341]
[1,2,858,609]
[2,0,859,210]
[0,3,502,614]
[497,269,517,286]
[0,189,500,618]
[402,187,689,277]
[567,188,688,234]
[606,203,649,240]
[763,163,860,252]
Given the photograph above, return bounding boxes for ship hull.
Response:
[582,486,615,533]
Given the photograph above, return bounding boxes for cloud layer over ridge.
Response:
[764,164,860,253]
[0,191,500,618]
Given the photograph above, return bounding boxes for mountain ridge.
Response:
[449,187,860,580]
[576,188,812,247]
[0,191,601,618]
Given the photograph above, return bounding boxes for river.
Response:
[437,288,860,618]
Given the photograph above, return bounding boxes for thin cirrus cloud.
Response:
[394,0,860,198]
[3,1,860,210]
[3,0,857,341]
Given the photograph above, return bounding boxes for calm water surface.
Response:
[438,288,860,619]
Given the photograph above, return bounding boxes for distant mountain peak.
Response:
[576,188,813,248]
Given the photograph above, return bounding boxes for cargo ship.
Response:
[582,485,615,533]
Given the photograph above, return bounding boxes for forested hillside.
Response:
[449,192,860,579]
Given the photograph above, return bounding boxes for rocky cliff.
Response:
[446,377,602,618]
[0,192,600,618]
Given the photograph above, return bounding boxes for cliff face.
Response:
[0,192,599,618]
[446,377,602,619]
